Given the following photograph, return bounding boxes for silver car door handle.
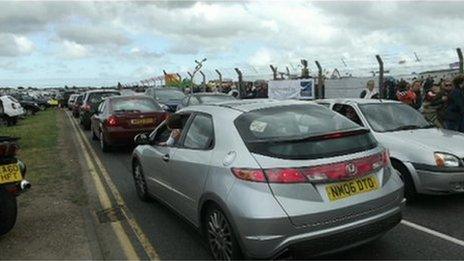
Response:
[162,154,170,162]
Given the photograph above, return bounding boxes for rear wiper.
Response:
[389,125,420,131]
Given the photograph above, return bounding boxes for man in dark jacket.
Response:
[444,76,464,132]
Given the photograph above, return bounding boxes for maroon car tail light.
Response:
[231,151,389,184]
[107,115,119,127]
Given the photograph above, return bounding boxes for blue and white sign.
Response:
[268,79,315,100]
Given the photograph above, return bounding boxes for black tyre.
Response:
[392,161,416,200]
[132,161,151,202]
[0,189,18,236]
[99,131,111,153]
[204,206,242,260]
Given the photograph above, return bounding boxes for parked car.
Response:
[318,98,464,198]
[145,87,186,112]
[0,96,24,126]
[177,92,237,110]
[12,95,40,116]
[72,94,84,118]
[80,90,120,130]
[67,94,79,110]
[131,99,404,259]
[91,95,168,152]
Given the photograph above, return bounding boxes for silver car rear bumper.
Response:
[240,196,405,259]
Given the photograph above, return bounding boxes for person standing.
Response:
[422,83,446,128]
[443,75,464,132]
[360,80,379,99]
[396,80,417,106]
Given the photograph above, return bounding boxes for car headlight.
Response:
[434,152,461,167]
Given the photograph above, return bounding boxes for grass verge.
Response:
[0,109,86,205]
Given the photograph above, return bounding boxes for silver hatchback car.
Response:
[131,99,404,259]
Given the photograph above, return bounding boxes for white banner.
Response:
[268,79,315,100]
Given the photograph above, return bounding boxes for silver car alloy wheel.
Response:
[207,210,233,260]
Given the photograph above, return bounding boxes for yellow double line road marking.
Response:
[66,111,159,260]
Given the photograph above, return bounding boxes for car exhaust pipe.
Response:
[20,180,31,191]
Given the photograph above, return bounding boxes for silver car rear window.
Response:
[235,104,377,160]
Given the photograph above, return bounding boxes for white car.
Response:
[318,98,464,198]
[0,95,24,126]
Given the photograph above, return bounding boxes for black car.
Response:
[177,92,237,110]
[144,87,186,112]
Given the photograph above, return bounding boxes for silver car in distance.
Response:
[131,99,405,260]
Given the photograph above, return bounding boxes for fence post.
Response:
[163,70,167,76]
[457,48,463,74]
[199,70,206,92]
[286,66,290,79]
[215,69,223,93]
[301,59,309,79]
[376,54,384,99]
[235,68,243,99]
[176,73,182,81]
[187,72,194,93]
[315,61,324,99]
[270,65,278,80]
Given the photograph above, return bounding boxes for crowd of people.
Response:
[360,75,464,132]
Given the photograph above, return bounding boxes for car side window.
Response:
[153,124,172,143]
[189,97,200,105]
[97,101,106,114]
[333,104,364,126]
[181,97,189,106]
[181,114,214,150]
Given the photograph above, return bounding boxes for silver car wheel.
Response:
[207,210,233,260]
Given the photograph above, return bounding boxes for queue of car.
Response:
[66,87,464,260]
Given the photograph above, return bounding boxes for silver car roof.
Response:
[317,98,401,105]
[208,99,317,112]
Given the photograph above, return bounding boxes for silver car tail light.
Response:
[232,150,390,184]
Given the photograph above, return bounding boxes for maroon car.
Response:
[90,96,169,152]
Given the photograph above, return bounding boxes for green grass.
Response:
[0,110,60,187]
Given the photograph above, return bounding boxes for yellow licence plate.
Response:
[0,163,22,185]
[326,175,379,201]
[131,118,154,125]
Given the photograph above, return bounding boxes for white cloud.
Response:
[0,34,35,57]
[59,40,90,59]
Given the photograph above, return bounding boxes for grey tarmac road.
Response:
[74,114,464,260]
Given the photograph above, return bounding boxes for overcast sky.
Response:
[0,0,463,87]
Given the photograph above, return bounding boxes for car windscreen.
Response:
[88,92,120,105]
[234,104,377,160]
[198,95,236,104]
[76,96,83,103]
[358,103,433,132]
[155,90,185,102]
[112,98,162,113]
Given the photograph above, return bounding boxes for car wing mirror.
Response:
[134,133,150,145]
